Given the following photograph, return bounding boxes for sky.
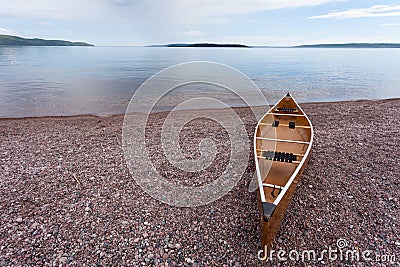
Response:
[0,0,400,46]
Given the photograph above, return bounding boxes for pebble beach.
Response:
[0,98,399,266]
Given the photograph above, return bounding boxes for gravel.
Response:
[0,98,399,266]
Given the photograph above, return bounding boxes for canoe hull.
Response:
[254,93,313,250]
[258,156,309,249]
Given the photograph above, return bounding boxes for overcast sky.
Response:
[0,0,400,46]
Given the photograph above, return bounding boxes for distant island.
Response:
[148,43,400,48]
[0,34,94,46]
[148,43,249,48]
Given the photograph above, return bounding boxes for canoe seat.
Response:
[275,107,298,112]
[262,150,297,163]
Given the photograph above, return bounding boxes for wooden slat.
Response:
[256,137,310,144]
[263,183,284,190]
[267,113,306,117]
[257,155,301,164]
[274,108,299,112]
[259,122,311,129]
[256,149,304,157]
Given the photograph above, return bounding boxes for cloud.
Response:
[178,30,204,37]
[39,22,52,26]
[380,23,400,26]
[0,0,346,45]
[310,4,400,19]
[0,0,114,19]
[203,18,230,24]
[0,27,15,35]
[0,0,342,20]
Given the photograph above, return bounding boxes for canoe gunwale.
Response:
[254,93,314,221]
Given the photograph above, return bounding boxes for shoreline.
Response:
[1,97,399,120]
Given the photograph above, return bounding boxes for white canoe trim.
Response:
[253,94,314,205]
[253,94,286,203]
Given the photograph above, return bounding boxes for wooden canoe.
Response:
[254,93,314,250]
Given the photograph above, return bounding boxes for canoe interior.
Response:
[255,94,313,250]
[256,96,312,203]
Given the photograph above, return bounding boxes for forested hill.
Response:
[0,35,94,46]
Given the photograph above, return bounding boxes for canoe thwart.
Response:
[260,122,311,129]
[268,113,306,117]
[257,156,301,164]
[275,107,298,113]
[256,137,310,144]
[256,148,305,157]
[262,202,277,222]
[262,183,285,190]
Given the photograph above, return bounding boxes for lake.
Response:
[0,46,399,117]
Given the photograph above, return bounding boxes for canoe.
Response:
[254,93,314,250]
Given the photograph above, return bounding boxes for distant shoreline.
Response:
[0,34,94,47]
[293,43,400,48]
[149,43,249,48]
[147,43,400,48]
[1,97,399,120]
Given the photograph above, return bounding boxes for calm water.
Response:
[0,46,399,117]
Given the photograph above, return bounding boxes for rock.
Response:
[59,257,68,264]
[16,218,23,223]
